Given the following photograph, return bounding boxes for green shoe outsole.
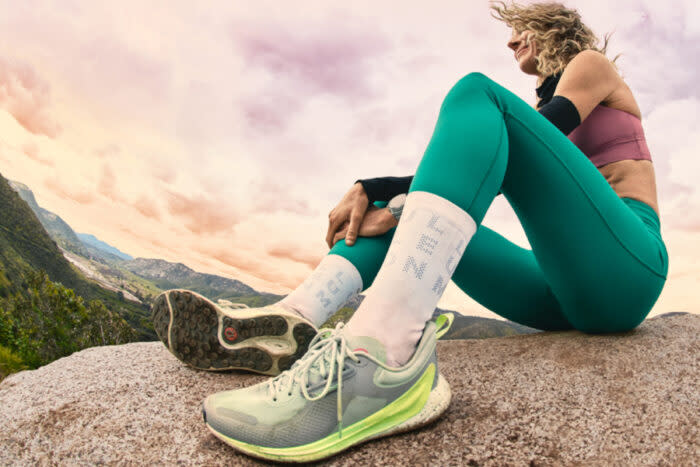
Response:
[151,289,317,375]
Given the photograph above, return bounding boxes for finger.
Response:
[334,222,349,245]
[326,216,345,249]
[333,230,345,246]
[345,209,365,246]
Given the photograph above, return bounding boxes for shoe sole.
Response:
[151,289,317,375]
[203,367,452,462]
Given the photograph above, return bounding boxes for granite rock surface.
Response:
[1,313,698,466]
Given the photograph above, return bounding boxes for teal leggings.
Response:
[330,72,669,333]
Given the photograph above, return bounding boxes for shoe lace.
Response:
[266,322,390,437]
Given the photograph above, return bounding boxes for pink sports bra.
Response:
[567,104,652,168]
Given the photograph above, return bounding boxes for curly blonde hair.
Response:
[489,1,622,83]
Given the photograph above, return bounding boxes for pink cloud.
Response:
[117,224,168,251]
[240,91,301,132]
[234,23,389,99]
[266,245,323,269]
[44,176,95,204]
[97,163,125,203]
[22,141,54,167]
[77,36,171,105]
[0,56,60,138]
[93,144,121,159]
[151,162,176,184]
[248,178,315,216]
[231,18,391,131]
[192,243,297,288]
[165,190,238,235]
[132,194,160,220]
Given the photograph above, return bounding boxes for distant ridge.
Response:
[78,233,133,261]
[8,179,90,258]
[123,258,258,300]
[5,178,541,342]
[0,172,145,374]
[8,179,132,264]
[325,294,537,338]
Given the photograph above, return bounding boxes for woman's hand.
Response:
[330,205,398,247]
[326,182,369,248]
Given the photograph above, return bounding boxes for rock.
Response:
[1,313,698,465]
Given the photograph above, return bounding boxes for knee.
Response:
[460,71,492,84]
[441,72,494,110]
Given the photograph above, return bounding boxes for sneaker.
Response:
[151,289,318,375]
[201,313,454,463]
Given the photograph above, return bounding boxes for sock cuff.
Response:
[324,253,364,291]
[405,190,477,235]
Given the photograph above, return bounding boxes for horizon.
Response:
[5,177,698,318]
[1,0,698,319]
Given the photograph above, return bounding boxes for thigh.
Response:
[482,74,667,332]
[451,224,572,331]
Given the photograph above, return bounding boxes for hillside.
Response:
[123,258,258,300]
[322,294,537,338]
[3,180,284,316]
[3,176,538,346]
[77,233,132,261]
[8,180,91,258]
[0,173,152,339]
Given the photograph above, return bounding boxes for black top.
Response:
[535,72,563,108]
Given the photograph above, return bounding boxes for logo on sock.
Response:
[427,214,444,235]
[432,275,447,295]
[445,236,467,275]
[416,234,438,255]
[402,256,427,279]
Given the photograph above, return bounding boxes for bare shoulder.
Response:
[561,50,618,85]
[554,50,619,121]
[573,51,643,120]
[570,49,611,64]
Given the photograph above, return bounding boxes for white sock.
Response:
[345,191,477,366]
[278,253,363,327]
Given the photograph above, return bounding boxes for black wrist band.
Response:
[354,176,413,206]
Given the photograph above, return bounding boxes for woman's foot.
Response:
[151,289,318,375]
[201,314,453,463]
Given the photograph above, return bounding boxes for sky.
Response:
[0,0,698,319]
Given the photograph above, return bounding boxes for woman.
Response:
[158,1,669,462]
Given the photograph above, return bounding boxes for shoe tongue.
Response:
[343,333,387,365]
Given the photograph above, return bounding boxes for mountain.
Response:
[0,173,144,378]
[8,180,135,265]
[1,176,92,295]
[77,233,133,261]
[8,180,90,258]
[3,177,536,343]
[322,294,537,339]
[0,173,152,339]
[123,258,258,300]
[5,180,276,307]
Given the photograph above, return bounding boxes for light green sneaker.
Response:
[151,289,317,375]
[202,314,454,463]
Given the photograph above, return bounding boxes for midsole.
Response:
[207,363,437,461]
